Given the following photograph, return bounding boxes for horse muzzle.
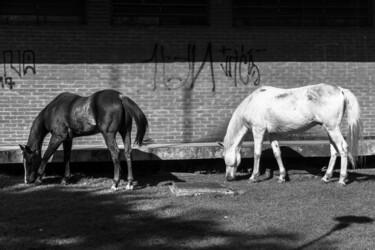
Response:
[225,167,236,181]
[25,179,35,184]
[25,175,36,184]
[226,175,236,182]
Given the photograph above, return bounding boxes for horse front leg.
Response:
[61,139,73,185]
[249,128,265,183]
[102,132,122,191]
[35,135,65,184]
[270,138,287,183]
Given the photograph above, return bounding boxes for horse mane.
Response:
[224,110,243,149]
[223,90,259,151]
[27,110,48,151]
[223,102,248,150]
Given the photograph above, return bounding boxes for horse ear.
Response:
[19,145,33,154]
[25,145,33,154]
[217,141,224,148]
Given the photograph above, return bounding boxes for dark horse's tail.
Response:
[121,95,148,146]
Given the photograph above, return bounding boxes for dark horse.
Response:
[19,90,148,190]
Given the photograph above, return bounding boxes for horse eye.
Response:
[26,156,34,165]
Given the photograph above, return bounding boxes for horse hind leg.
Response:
[102,132,122,191]
[326,128,349,185]
[322,143,338,183]
[121,128,134,190]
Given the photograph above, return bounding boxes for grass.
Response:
[0,162,375,250]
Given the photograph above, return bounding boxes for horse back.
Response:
[243,84,345,132]
[42,90,125,137]
[91,90,124,118]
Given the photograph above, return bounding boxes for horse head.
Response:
[19,145,41,184]
[218,142,241,182]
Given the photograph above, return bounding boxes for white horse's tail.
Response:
[341,88,362,168]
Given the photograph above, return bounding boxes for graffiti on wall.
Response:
[143,43,216,91]
[0,50,36,89]
[219,45,265,87]
[143,43,265,91]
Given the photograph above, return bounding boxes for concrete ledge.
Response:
[1,140,374,164]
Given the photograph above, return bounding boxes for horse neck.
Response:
[27,112,48,151]
[224,111,248,151]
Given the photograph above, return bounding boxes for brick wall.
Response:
[0,0,374,148]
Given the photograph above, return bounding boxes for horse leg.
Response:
[35,135,65,184]
[326,128,349,185]
[61,139,73,185]
[249,128,265,183]
[269,138,287,183]
[121,129,134,190]
[322,143,338,183]
[102,132,122,191]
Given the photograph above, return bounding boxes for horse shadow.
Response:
[296,215,374,250]
[43,149,185,188]
[237,146,375,184]
[345,170,375,185]
[236,146,320,181]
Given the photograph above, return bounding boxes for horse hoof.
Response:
[35,179,42,185]
[126,183,134,190]
[110,184,118,191]
[61,179,68,185]
[277,178,286,183]
[249,178,259,183]
[321,177,330,183]
[338,181,347,186]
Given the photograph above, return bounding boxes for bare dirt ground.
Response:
[1,161,375,250]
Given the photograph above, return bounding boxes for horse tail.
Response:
[341,88,362,168]
[121,95,148,146]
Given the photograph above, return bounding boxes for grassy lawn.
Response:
[1,164,375,250]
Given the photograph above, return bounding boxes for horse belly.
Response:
[70,100,98,136]
[266,108,317,134]
[75,121,97,134]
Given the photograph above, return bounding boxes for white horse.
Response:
[220,83,362,185]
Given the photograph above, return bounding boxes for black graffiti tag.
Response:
[219,45,264,86]
[1,50,36,89]
[143,43,216,91]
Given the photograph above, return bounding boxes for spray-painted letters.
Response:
[144,43,264,91]
[143,43,216,91]
[219,45,264,87]
[1,50,36,89]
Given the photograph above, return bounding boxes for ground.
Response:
[1,161,375,250]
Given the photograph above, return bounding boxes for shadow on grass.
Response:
[237,147,325,179]
[236,147,375,184]
[346,171,375,185]
[2,164,373,249]
[0,161,185,189]
[296,216,374,250]
[0,178,306,250]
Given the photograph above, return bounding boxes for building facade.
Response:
[0,0,374,147]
